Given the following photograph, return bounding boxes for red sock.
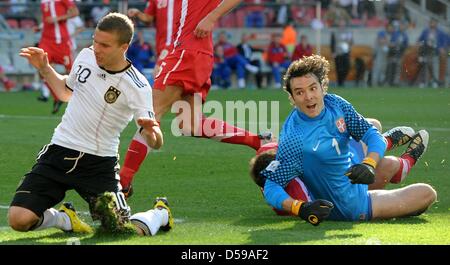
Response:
[120,121,161,188]
[199,116,261,150]
[119,139,149,188]
[384,136,393,151]
[390,156,413,184]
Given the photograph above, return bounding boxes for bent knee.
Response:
[367,118,382,132]
[415,183,437,205]
[424,184,437,204]
[9,217,33,232]
[8,207,39,232]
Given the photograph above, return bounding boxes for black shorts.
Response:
[10,144,120,216]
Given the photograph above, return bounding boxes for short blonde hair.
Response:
[97,12,134,45]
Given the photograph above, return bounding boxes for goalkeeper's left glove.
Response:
[344,157,376,184]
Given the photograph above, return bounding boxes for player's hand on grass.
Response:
[292,199,334,226]
[138,118,163,149]
[345,157,376,184]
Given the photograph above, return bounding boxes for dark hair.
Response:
[249,150,276,188]
[96,12,134,45]
[283,55,330,95]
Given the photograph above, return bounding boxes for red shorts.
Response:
[273,178,312,216]
[153,49,213,102]
[39,39,73,72]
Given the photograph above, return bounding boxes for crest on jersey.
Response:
[104,86,121,104]
[336,118,346,133]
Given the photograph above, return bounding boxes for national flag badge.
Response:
[104,86,121,104]
[336,118,346,133]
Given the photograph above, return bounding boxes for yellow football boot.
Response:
[154,197,173,231]
[59,202,93,234]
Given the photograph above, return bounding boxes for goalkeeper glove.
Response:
[344,157,376,184]
[291,199,334,226]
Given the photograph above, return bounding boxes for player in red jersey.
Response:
[38,0,79,114]
[128,0,174,70]
[120,0,272,196]
[0,66,16,91]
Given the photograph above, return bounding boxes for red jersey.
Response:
[272,178,312,216]
[172,0,221,55]
[40,0,76,44]
[215,41,239,58]
[292,43,313,61]
[267,42,288,64]
[144,0,175,56]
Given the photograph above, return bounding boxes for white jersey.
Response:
[51,47,154,157]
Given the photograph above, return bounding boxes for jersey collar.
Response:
[99,59,132,74]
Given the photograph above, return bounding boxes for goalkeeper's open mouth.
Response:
[302,102,322,118]
[306,103,317,110]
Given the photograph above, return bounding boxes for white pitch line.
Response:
[0,114,60,121]
[173,218,184,224]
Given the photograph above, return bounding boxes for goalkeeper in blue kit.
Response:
[260,55,437,225]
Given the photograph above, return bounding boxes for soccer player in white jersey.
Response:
[8,13,172,236]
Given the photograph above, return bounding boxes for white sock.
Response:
[238,78,246,89]
[41,83,50,98]
[130,208,168,236]
[34,208,71,231]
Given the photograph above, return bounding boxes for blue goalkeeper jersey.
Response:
[349,137,365,164]
[262,94,386,221]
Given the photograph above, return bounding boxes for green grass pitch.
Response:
[0,87,449,245]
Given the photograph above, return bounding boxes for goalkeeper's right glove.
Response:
[291,199,334,226]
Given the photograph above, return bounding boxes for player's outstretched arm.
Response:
[138,118,163,149]
[194,0,242,38]
[19,47,72,102]
[264,179,333,226]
